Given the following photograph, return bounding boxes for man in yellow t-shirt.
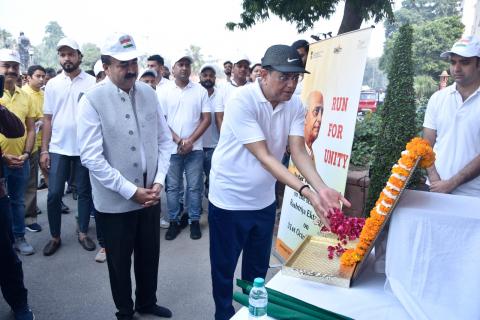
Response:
[22,65,46,233]
[0,49,36,256]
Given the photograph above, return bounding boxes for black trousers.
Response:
[96,204,160,319]
[0,195,29,313]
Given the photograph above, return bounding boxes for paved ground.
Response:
[0,189,281,320]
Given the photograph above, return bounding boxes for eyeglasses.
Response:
[273,72,303,83]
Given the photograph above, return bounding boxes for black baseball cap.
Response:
[261,44,310,74]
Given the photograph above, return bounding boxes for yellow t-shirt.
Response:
[21,85,44,151]
[0,86,36,156]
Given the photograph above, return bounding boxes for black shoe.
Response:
[36,206,42,215]
[43,239,61,256]
[136,305,172,318]
[78,236,96,251]
[190,221,202,240]
[165,223,180,240]
[61,201,70,214]
[37,179,47,190]
[179,213,189,229]
[26,223,42,232]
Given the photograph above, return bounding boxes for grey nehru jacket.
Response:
[78,79,171,213]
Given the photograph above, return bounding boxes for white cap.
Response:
[0,49,20,63]
[199,63,217,74]
[138,68,158,80]
[56,37,80,51]
[172,51,193,64]
[232,53,250,65]
[93,59,103,76]
[440,35,480,58]
[101,32,141,62]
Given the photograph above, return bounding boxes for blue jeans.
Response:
[208,201,276,320]
[3,161,30,238]
[47,153,92,237]
[166,150,203,223]
[0,195,30,316]
[203,148,215,193]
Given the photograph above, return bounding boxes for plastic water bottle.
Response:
[248,277,268,319]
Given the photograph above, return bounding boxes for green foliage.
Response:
[81,43,101,71]
[380,16,463,78]
[385,0,461,37]
[351,108,382,167]
[36,21,66,68]
[226,0,393,34]
[414,75,437,101]
[185,45,205,75]
[411,16,463,78]
[366,25,416,213]
[0,28,15,48]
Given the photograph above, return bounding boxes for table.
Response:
[232,190,480,320]
[231,256,411,319]
[385,190,480,320]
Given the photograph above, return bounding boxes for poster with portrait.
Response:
[275,27,373,261]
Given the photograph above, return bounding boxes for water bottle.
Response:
[248,277,268,319]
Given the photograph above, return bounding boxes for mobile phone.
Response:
[0,74,4,98]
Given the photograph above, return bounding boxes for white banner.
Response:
[275,28,373,260]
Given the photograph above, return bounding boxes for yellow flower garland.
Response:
[340,137,435,267]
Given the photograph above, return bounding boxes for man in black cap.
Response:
[208,44,350,320]
[291,39,309,67]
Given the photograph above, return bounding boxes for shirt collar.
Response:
[61,69,87,81]
[174,80,193,90]
[252,79,287,113]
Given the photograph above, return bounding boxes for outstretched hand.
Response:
[304,187,351,229]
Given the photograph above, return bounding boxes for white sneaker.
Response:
[14,237,35,255]
[160,217,170,229]
[95,248,106,263]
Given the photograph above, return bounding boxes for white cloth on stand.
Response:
[386,190,480,320]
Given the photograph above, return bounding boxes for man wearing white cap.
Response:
[215,54,250,131]
[77,32,172,320]
[40,37,96,256]
[138,69,157,89]
[93,59,106,83]
[157,53,210,241]
[198,63,221,196]
[0,49,36,256]
[423,35,480,197]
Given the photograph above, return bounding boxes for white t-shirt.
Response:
[155,77,170,90]
[215,80,245,112]
[43,70,96,156]
[202,88,222,148]
[157,80,210,154]
[423,84,480,197]
[209,80,305,210]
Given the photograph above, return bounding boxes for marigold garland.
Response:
[340,137,435,266]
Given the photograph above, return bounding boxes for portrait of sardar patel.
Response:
[304,90,324,157]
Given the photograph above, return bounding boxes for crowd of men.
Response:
[0,31,479,320]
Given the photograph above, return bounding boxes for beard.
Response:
[200,80,214,89]
[61,60,81,73]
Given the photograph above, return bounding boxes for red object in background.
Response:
[357,90,378,113]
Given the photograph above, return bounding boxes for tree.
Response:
[81,43,101,71]
[226,0,394,35]
[36,21,66,68]
[380,16,463,78]
[185,45,205,75]
[0,28,15,49]
[385,0,461,37]
[366,25,416,212]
